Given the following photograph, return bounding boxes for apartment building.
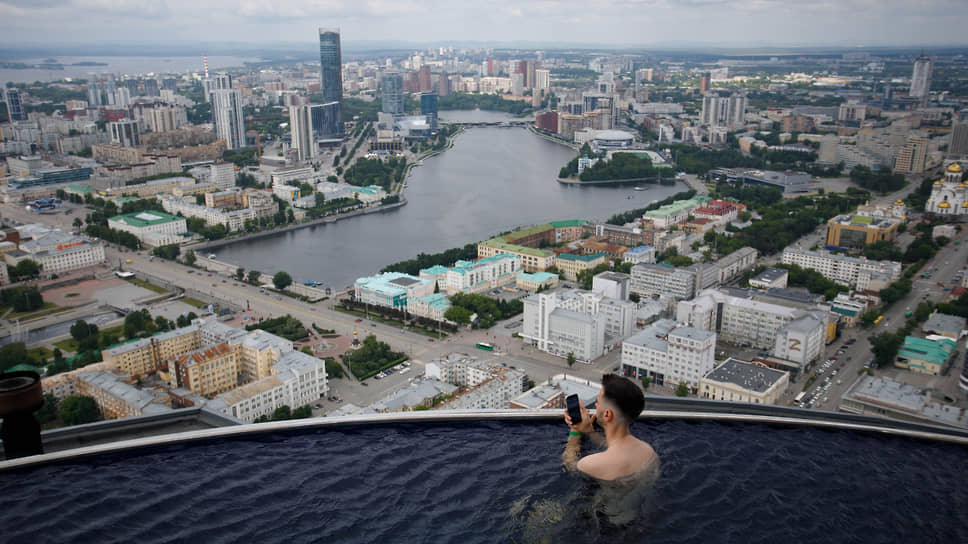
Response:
[621,319,716,388]
[102,325,202,376]
[781,248,901,290]
[160,195,275,232]
[74,371,173,419]
[169,342,239,397]
[522,289,636,363]
[211,350,328,422]
[714,246,758,284]
[623,246,655,265]
[700,358,789,405]
[230,328,293,381]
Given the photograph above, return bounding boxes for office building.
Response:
[522,291,606,363]
[169,343,238,397]
[478,238,556,273]
[556,253,607,282]
[949,122,968,158]
[592,271,630,301]
[895,336,956,376]
[3,231,105,278]
[893,135,928,174]
[623,246,656,265]
[824,212,902,248]
[311,102,342,142]
[910,55,933,102]
[749,268,789,290]
[318,28,344,138]
[381,71,404,114]
[354,272,434,311]
[621,319,716,388]
[781,248,902,290]
[75,371,172,419]
[107,210,188,248]
[700,358,789,405]
[926,162,968,216]
[437,69,450,97]
[420,92,438,131]
[534,69,550,91]
[841,375,968,430]
[418,253,521,295]
[289,104,315,162]
[630,263,697,300]
[516,271,559,292]
[426,353,528,406]
[211,89,245,150]
[677,289,827,365]
[210,161,236,190]
[5,88,31,121]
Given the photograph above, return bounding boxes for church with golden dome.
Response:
[926,162,968,215]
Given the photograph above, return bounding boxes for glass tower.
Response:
[318,28,344,137]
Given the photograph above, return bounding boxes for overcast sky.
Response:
[1,0,966,49]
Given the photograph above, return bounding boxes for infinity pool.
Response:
[1,418,966,543]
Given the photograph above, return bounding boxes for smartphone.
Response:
[566,394,582,424]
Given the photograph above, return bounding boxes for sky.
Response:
[1,0,967,49]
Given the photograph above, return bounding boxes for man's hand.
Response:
[564,402,595,434]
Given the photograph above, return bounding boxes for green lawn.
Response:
[27,346,53,361]
[53,324,125,353]
[181,297,206,308]
[126,278,167,294]
[64,293,80,298]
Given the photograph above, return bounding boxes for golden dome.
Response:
[963,201,968,208]
[938,201,951,209]
[934,180,942,185]
[947,163,963,173]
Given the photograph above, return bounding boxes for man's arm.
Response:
[562,403,599,471]
[562,433,583,471]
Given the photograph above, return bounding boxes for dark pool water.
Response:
[1,420,966,543]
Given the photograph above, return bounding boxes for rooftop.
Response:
[751,267,789,283]
[897,336,956,366]
[922,312,967,336]
[557,252,606,262]
[704,358,787,393]
[110,210,182,227]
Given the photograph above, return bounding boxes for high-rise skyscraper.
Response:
[110,120,141,147]
[318,28,344,138]
[123,78,140,97]
[418,65,432,92]
[382,71,404,114]
[87,81,102,107]
[289,104,315,162]
[311,102,342,142]
[701,93,746,131]
[162,78,178,92]
[202,73,232,103]
[699,72,711,95]
[437,70,450,97]
[104,79,116,106]
[115,87,131,107]
[143,78,160,97]
[948,121,968,158]
[910,55,933,103]
[420,92,438,131]
[4,87,27,121]
[211,88,246,150]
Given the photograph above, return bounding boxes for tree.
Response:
[184,250,197,266]
[70,319,93,342]
[236,267,246,281]
[567,352,576,367]
[247,270,262,284]
[675,382,690,397]
[36,393,59,425]
[10,259,41,281]
[72,217,83,230]
[59,395,99,426]
[273,271,293,290]
[176,312,198,328]
[153,244,180,261]
[444,305,474,325]
[641,376,650,390]
[629,292,641,303]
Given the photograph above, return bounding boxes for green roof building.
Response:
[895,336,956,376]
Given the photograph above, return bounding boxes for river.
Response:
[0,56,257,84]
[212,111,686,289]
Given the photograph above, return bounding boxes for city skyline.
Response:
[1,0,967,48]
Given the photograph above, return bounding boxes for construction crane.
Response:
[245,115,280,161]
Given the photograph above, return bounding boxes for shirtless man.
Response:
[563,374,656,480]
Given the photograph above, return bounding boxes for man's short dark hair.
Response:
[602,373,645,423]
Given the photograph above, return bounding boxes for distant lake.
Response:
[0,56,257,83]
[213,115,685,289]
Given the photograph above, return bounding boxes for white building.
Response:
[781,248,902,290]
[107,210,188,248]
[419,253,521,295]
[271,166,314,187]
[623,246,655,265]
[630,263,697,300]
[160,195,274,233]
[592,271,630,301]
[677,288,827,364]
[289,104,316,163]
[4,231,105,276]
[211,88,245,150]
[354,272,435,311]
[621,319,717,388]
[210,350,328,423]
[700,358,789,405]
[425,353,527,410]
[715,247,758,284]
[522,289,636,363]
[210,162,236,190]
[700,93,747,131]
[926,163,968,216]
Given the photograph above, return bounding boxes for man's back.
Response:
[577,436,657,481]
